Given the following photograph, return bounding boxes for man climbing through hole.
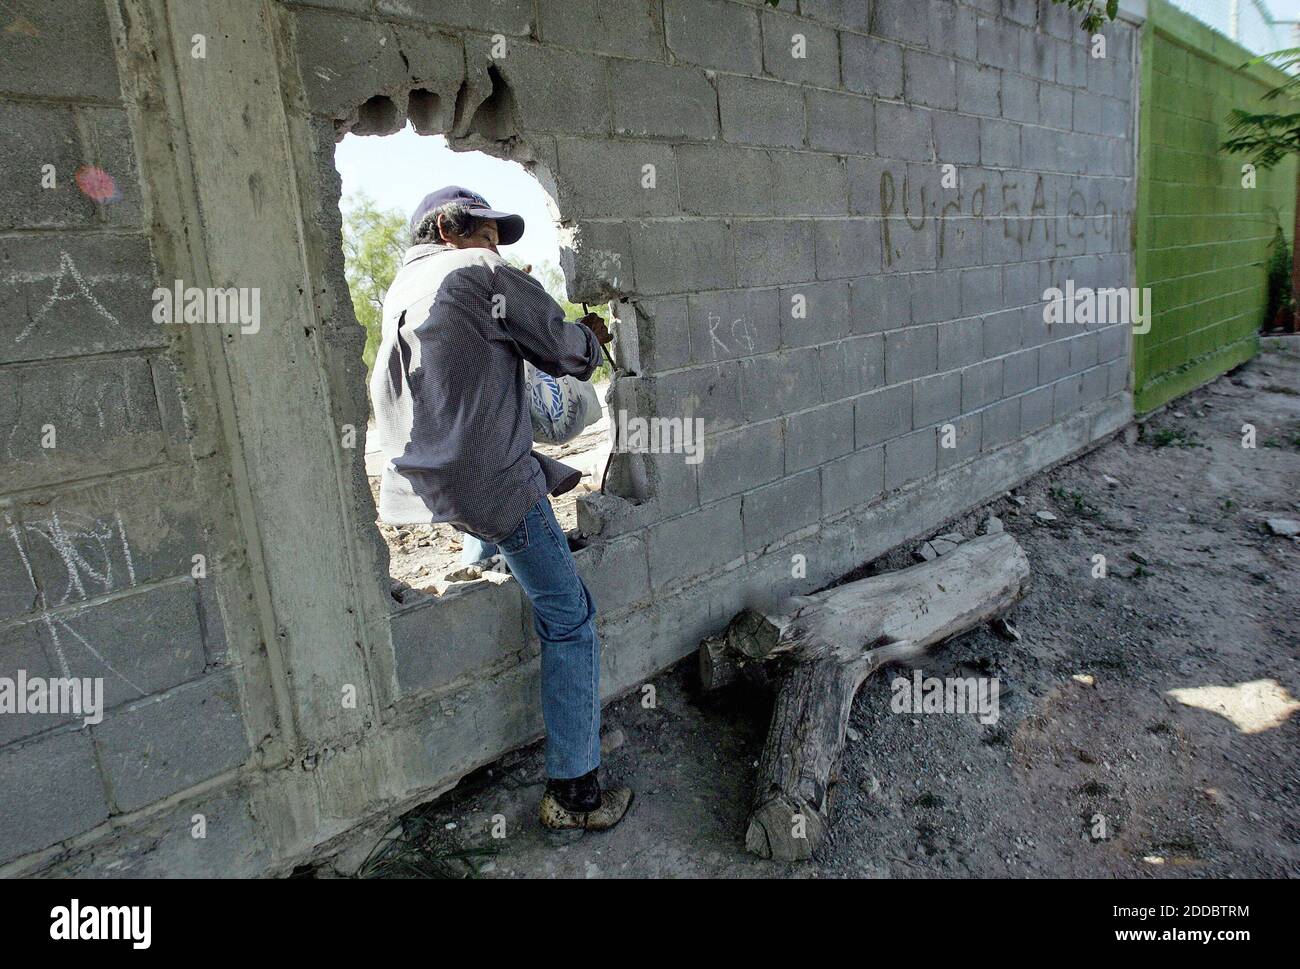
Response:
[369,185,632,832]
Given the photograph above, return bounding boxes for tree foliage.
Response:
[1222,48,1300,171]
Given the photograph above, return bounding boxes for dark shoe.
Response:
[540,769,633,832]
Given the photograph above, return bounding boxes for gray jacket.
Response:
[369,243,601,542]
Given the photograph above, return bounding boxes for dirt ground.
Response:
[355,341,1300,879]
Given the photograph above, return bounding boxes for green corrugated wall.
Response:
[1134,0,1297,413]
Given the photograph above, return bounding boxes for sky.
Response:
[333,124,561,269]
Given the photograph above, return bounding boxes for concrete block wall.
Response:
[1133,0,1297,413]
[0,0,1141,876]
[0,0,257,869]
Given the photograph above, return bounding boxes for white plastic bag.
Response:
[525,361,602,445]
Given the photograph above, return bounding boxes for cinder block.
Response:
[801,0,872,30]
[780,280,851,347]
[1001,75,1040,124]
[645,362,745,432]
[1069,331,1100,372]
[0,526,38,622]
[1039,83,1073,128]
[628,219,734,294]
[771,151,848,216]
[937,412,981,469]
[663,0,762,72]
[734,219,816,286]
[376,0,534,32]
[1002,347,1039,395]
[0,357,166,494]
[677,144,774,216]
[815,219,882,280]
[847,155,890,217]
[20,466,202,602]
[855,383,912,447]
[92,672,248,813]
[1052,374,1084,421]
[1080,363,1109,405]
[609,60,717,140]
[841,34,903,98]
[742,348,824,421]
[872,0,929,45]
[913,371,962,427]
[763,10,840,86]
[1039,339,1071,383]
[742,471,821,550]
[537,0,664,59]
[573,534,651,615]
[983,307,1023,357]
[1020,28,1057,82]
[957,63,1001,117]
[0,103,97,230]
[1056,39,1088,87]
[0,727,109,864]
[1098,321,1128,363]
[960,266,1003,317]
[961,357,1004,411]
[928,0,977,59]
[904,48,958,110]
[981,118,1021,168]
[882,220,936,272]
[981,396,1022,449]
[806,90,874,154]
[697,421,785,501]
[630,296,690,372]
[0,235,164,366]
[0,0,121,101]
[687,287,781,363]
[555,138,677,218]
[818,334,884,401]
[719,75,806,149]
[391,577,524,695]
[874,102,934,163]
[1021,384,1054,431]
[933,111,981,166]
[821,445,884,517]
[647,497,743,587]
[976,16,1020,73]
[0,621,71,746]
[785,400,855,473]
[884,429,937,490]
[851,273,910,334]
[295,10,406,117]
[885,324,937,384]
[937,316,983,371]
[565,219,632,300]
[911,269,961,324]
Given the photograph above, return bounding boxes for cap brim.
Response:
[470,207,525,245]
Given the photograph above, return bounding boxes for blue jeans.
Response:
[470,499,600,780]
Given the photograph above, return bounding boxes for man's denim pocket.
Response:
[497,513,530,555]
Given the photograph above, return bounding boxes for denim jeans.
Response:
[472,499,600,780]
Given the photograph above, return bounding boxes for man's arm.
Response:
[491,262,607,380]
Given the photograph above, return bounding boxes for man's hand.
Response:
[579,312,613,345]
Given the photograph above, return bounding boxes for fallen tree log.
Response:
[703,531,1030,861]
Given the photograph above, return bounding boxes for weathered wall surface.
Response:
[1,0,1141,876]
[1134,0,1296,413]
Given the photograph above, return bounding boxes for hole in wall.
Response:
[334,119,621,597]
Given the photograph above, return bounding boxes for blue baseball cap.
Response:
[410,185,525,245]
